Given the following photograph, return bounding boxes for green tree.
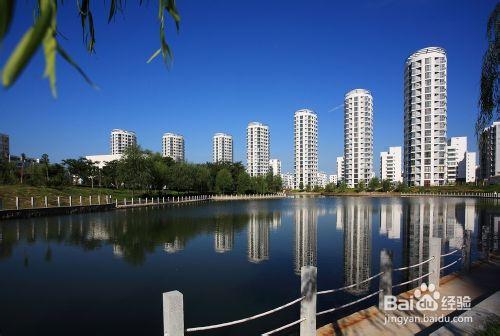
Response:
[368,177,380,191]
[40,153,49,183]
[215,168,233,194]
[476,4,499,137]
[0,0,181,96]
[63,157,92,185]
[236,171,251,194]
[324,183,336,193]
[337,181,348,192]
[118,146,150,194]
[102,160,120,188]
[381,179,393,192]
[356,180,366,192]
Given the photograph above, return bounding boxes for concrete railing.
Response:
[163,232,474,335]
[118,195,210,208]
[401,191,500,198]
[2,194,118,210]
[211,193,286,201]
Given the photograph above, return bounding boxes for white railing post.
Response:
[115,198,118,207]
[300,265,317,336]
[69,196,72,207]
[89,196,92,205]
[163,290,184,336]
[379,249,393,311]
[429,237,442,289]
[57,196,60,207]
[31,197,34,208]
[44,196,48,208]
[124,198,127,206]
[15,197,19,210]
[132,198,134,205]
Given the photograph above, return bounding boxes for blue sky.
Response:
[0,0,495,175]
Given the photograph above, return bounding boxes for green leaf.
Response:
[146,48,161,63]
[56,44,98,89]
[0,0,14,43]
[2,0,53,88]
[108,0,117,23]
[42,0,57,97]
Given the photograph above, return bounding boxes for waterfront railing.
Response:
[401,191,500,198]
[163,232,475,335]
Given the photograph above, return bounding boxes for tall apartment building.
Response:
[212,133,233,163]
[294,109,318,189]
[329,174,338,185]
[480,121,500,180]
[404,47,448,186]
[110,129,137,155]
[380,146,402,183]
[246,122,270,176]
[162,133,185,162]
[281,172,295,189]
[336,157,344,182]
[269,159,281,176]
[344,89,374,188]
[0,133,9,160]
[463,152,477,183]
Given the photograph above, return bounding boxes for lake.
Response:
[0,196,496,335]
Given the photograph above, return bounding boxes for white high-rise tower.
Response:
[246,122,270,176]
[294,109,318,189]
[110,129,137,155]
[213,133,233,163]
[162,133,185,162]
[344,89,374,188]
[404,47,447,186]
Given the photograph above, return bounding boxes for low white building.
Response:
[380,147,402,183]
[463,152,477,183]
[281,172,295,190]
[329,174,338,185]
[85,154,122,169]
[317,172,328,188]
[269,159,282,176]
[336,157,344,182]
[447,137,467,184]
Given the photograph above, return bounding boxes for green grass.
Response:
[0,185,147,209]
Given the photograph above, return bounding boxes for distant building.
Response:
[447,137,467,184]
[480,121,500,181]
[281,172,295,190]
[269,159,282,176]
[344,89,373,188]
[316,171,328,188]
[85,154,122,169]
[463,152,476,183]
[380,146,402,183]
[212,133,233,163]
[110,129,136,155]
[329,174,338,185]
[0,133,9,161]
[162,133,185,162]
[294,109,318,189]
[246,122,270,176]
[336,157,344,182]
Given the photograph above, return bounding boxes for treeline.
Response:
[321,177,408,193]
[0,146,282,195]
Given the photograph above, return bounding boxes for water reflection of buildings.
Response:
[247,213,270,263]
[380,202,402,239]
[294,207,317,275]
[214,222,234,253]
[343,200,372,295]
[164,237,185,254]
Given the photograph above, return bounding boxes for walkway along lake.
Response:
[0,196,496,335]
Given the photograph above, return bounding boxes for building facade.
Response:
[336,157,344,182]
[246,122,270,176]
[85,154,122,169]
[212,133,233,163]
[0,133,9,161]
[269,159,281,176]
[380,146,402,183]
[463,152,476,183]
[110,129,137,155]
[404,47,448,186]
[316,172,328,188]
[446,136,467,184]
[281,172,295,190]
[480,121,500,180]
[344,89,374,188]
[329,174,338,185]
[162,133,185,162]
[294,109,318,189]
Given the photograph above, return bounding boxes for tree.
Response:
[381,179,393,192]
[394,181,408,193]
[324,183,336,193]
[236,172,251,194]
[215,169,233,194]
[337,181,348,192]
[476,4,500,137]
[40,153,49,182]
[118,146,150,194]
[63,157,93,185]
[368,177,380,191]
[102,160,120,188]
[0,0,181,96]
[356,180,366,192]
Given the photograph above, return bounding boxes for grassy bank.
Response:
[0,185,193,210]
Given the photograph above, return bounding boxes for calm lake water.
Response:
[0,196,497,335]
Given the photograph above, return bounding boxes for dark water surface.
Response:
[0,196,497,335]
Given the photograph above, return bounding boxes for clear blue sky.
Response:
[0,0,495,175]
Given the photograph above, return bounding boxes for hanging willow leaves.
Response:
[0,0,14,43]
[2,0,53,88]
[57,44,98,89]
[42,0,58,97]
[78,0,96,53]
[148,0,181,65]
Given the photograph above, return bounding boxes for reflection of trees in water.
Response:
[0,208,249,265]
